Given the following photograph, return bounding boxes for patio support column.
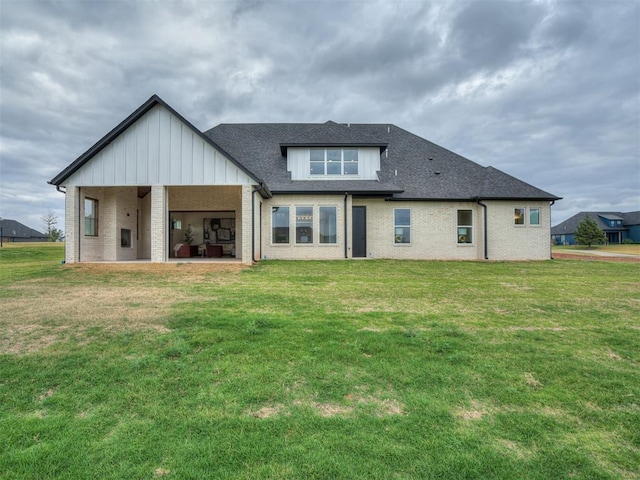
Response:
[150,185,168,262]
[65,186,80,264]
[241,185,253,265]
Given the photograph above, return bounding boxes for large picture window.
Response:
[310,148,359,176]
[84,198,98,236]
[394,208,411,244]
[272,207,290,244]
[319,207,337,244]
[457,209,473,244]
[296,206,313,244]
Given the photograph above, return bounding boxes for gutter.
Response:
[475,197,488,260]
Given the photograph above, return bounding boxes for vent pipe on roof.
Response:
[387,126,390,133]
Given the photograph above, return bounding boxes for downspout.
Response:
[252,183,265,263]
[476,197,488,260]
[549,200,556,259]
[77,187,81,262]
[344,193,348,258]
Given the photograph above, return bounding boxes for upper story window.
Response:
[84,198,98,236]
[514,208,525,225]
[310,148,359,176]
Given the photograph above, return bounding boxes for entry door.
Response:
[352,206,367,258]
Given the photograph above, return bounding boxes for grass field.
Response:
[553,244,640,255]
[1,244,639,479]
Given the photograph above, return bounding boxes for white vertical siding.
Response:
[287,146,381,180]
[64,104,255,187]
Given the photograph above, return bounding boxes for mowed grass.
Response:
[553,244,640,255]
[1,244,639,479]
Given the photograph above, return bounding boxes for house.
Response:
[551,211,640,245]
[0,219,48,243]
[49,95,561,265]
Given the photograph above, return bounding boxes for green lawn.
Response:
[1,244,639,479]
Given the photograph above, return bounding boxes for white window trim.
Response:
[295,205,314,245]
[271,206,291,246]
[309,148,360,178]
[393,208,411,246]
[529,208,541,227]
[514,207,526,227]
[84,197,99,237]
[457,209,474,246]
[319,205,338,245]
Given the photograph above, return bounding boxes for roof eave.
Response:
[279,143,388,156]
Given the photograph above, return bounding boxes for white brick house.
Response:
[50,95,561,264]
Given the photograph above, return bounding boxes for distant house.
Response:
[551,211,640,245]
[49,94,560,264]
[0,219,48,243]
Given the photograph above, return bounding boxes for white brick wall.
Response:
[260,196,552,261]
[485,201,551,260]
[65,186,552,263]
[261,195,347,260]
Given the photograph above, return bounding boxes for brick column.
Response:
[241,185,253,265]
[65,187,80,264]
[150,185,167,262]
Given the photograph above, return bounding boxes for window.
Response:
[84,198,98,236]
[514,208,525,225]
[309,149,359,176]
[272,207,290,243]
[121,229,131,248]
[457,210,473,244]
[394,208,411,244]
[529,208,540,226]
[296,206,313,244]
[319,207,337,244]
[310,149,325,175]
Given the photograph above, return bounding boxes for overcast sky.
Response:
[1,0,638,233]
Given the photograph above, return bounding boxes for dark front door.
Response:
[352,206,366,258]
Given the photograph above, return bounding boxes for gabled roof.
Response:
[551,211,639,235]
[49,95,264,189]
[206,122,560,200]
[51,94,560,202]
[0,219,47,239]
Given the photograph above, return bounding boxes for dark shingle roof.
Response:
[551,211,640,235]
[0,219,47,239]
[206,122,560,200]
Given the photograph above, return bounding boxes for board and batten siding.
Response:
[63,104,254,187]
[286,147,381,180]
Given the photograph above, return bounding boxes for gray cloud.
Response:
[0,0,638,231]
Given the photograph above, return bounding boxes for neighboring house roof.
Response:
[0,219,47,239]
[623,211,640,225]
[206,122,560,200]
[551,211,640,235]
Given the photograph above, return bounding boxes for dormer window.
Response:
[310,148,359,176]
